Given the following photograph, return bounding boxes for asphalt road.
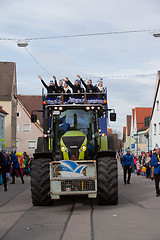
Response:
[0,163,160,240]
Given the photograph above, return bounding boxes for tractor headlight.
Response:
[82,145,86,151]
[61,146,68,152]
[61,146,66,152]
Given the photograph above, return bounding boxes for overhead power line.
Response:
[24,29,152,41]
[89,73,156,79]
[24,48,52,76]
[0,29,158,41]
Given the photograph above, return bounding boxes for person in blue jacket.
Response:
[122,149,134,184]
[151,148,160,197]
[10,152,24,184]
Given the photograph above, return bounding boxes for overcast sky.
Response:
[1,0,160,135]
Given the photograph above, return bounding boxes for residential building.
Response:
[17,95,43,157]
[0,62,17,151]
[122,126,126,153]
[125,115,131,150]
[107,128,121,151]
[150,71,160,149]
[0,106,8,150]
[130,107,152,155]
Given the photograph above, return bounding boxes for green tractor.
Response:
[30,91,118,206]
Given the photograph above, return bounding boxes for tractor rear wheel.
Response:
[97,157,118,205]
[30,158,52,206]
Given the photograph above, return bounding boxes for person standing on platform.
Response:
[38,76,57,96]
[53,76,64,93]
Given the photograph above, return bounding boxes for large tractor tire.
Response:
[30,158,52,206]
[97,157,118,205]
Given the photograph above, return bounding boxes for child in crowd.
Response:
[136,160,141,175]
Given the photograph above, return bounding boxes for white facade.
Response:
[137,130,148,153]
[130,107,151,155]
[130,109,137,155]
[151,80,160,149]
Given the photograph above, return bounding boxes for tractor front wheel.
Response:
[97,157,118,205]
[30,158,52,206]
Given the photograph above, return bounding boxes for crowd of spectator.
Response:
[120,147,160,197]
[0,150,31,191]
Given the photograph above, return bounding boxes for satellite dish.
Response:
[17,40,28,47]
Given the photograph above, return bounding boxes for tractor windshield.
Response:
[59,109,93,135]
[53,109,96,153]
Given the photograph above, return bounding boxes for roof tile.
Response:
[0,62,16,100]
[17,95,43,127]
[0,106,8,115]
[135,107,152,130]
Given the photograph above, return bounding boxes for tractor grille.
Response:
[61,180,95,192]
[62,136,85,160]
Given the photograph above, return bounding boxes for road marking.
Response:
[0,188,32,239]
[62,203,91,240]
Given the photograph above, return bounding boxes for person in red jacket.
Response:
[133,155,137,173]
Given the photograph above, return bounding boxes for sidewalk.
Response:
[0,176,31,207]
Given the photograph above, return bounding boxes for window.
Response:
[157,101,159,111]
[16,140,19,149]
[154,123,156,135]
[16,124,19,132]
[17,112,20,117]
[28,140,36,149]
[23,124,31,133]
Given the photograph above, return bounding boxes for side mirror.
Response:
[110,112,116,121]
[31,114,37,123]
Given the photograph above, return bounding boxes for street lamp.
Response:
[152,29,160,38]
[17,40,28,47]
[153,33,160,37]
